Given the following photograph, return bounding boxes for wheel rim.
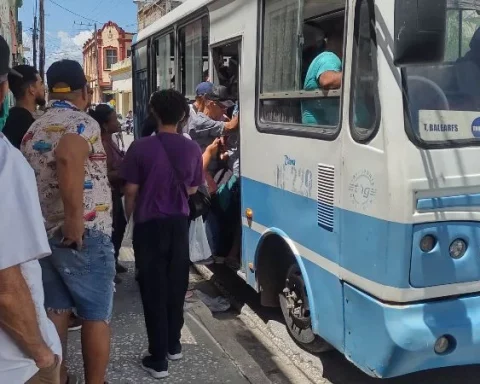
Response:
[283,265,311,330]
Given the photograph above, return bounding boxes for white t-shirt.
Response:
[0,133,62,383]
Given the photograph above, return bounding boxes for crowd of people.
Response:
[0,30,241,383]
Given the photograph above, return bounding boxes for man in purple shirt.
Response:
[121,89,204,379]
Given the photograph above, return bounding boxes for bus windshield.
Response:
[403,5,480,146]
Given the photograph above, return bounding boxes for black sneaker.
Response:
[167,344,183,361]
[141,356,168,379]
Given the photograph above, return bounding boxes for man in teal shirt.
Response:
[302,28,343,126]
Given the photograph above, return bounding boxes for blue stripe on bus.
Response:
[417,193,480,211]
[241,177,413,288]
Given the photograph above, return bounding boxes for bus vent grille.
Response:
[317,164,335,232]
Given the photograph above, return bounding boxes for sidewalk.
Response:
[66,259,249,384]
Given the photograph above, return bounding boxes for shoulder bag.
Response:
[157,134,211,220]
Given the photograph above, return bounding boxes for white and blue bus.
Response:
[132,0,480,378]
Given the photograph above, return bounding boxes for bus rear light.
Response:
[420,235,436,252]
[449,239,467,259]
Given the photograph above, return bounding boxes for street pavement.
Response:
[66,261,250,384]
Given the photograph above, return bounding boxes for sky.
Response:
[19,0,138,70]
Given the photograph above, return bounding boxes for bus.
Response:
[132,0,480,378]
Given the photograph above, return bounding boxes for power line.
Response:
[47,0,136,32]
[47,0,103,23]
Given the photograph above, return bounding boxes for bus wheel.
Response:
[279,264,332,353]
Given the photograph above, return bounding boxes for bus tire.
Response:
[279,264,333,354]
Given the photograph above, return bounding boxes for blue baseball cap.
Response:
[195,81,214,96]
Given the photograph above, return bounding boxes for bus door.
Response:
[211,39,244,276]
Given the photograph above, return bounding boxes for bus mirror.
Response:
[394,0,447,66]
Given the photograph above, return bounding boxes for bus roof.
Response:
[135,0,215,45]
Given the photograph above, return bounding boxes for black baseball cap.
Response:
[47,59,87,93]
[204,85,235,108]
[0,35,22,82]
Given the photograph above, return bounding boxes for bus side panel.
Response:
[241,218,346,351]
[243,225,261,289]
[302,258,345,352]
[241,177,345,350]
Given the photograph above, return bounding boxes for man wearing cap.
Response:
[189,84,239,162]
[0,35,62,384]
[21,59,115,384]
[183,81,212,135]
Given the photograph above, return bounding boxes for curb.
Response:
[193,264,327,384]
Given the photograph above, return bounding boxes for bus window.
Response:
[212,42,239,101]
[350,0,380,142]
[259,0,345,134]
[403,5,480,147]
[133,43,149,137]
[179,17,209,100]
[153,32,175,91]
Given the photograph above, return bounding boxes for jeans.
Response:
[41,229,116,322]
[135,216,190,361]
[205,210,221,256]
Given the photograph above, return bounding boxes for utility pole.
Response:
[94,23,101,103]
[32,0,38,69]
[32,15,37,69]
[39,0,45,79]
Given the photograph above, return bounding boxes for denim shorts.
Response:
[40,229,116,322]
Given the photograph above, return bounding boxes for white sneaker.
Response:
[167,352,183,361]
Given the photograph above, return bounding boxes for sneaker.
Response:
[167,344,183,361]
[141,356,168,379]
[116,262,128,274]
[68,316,82,332]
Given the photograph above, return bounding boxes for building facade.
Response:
[83,21,134,104]
[110,57,133,117]
[137,0,185,30]
[0,0,24,66]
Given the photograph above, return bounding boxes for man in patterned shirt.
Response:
[21,59,115,384]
